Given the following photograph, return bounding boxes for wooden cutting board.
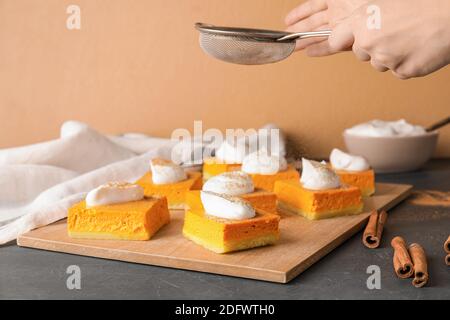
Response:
[17,183,412,283]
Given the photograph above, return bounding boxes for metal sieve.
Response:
[195,22,331,65]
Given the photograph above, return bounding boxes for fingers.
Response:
[286,10,328,51]
[292,24,330,51]
[352,44,370,61]
[391,62,415,79]
[284,1,330,53]
[391,71,409,80]
[305,40,336,57]
[370,59,389,72]
[295,17,353,57]
[285,0,328,26]
[329,13,389,73]
[295,35,326,51]
[354,44,392,73]
[328,19,354,52]
[286,10,328,33]
[287,3,401,78]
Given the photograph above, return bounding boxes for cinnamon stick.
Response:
[391,236,414,278]
[445,236,450,266]
[363,210,387,248]
[409,243,428,288]
[444,235,450,254]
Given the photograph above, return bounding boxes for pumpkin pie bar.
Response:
[136,159,202,209]
[274,159,363,220]
[183,192,280,253]
[203,141,247,180]
[203,157,242,181]
[274,180,363,220]
[68,182,170,240]
[334,169,375,197]
[241,150,299,191]
[188,171,277,212]
[330,148,375,196]
[248,164,299,191]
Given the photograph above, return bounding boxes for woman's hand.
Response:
[285,0,369,55]
[285,0,450,79]
[329,0,450,79]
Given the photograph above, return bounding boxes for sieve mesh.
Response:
[199,33,295,65]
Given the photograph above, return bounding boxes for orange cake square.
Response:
[185,189,277,213]
[248,164,300,191]
[329,149,375,197]
[68,196,170,241]
[274,180,363,220]
[136,171,202,209]
[183,208,280,253]
[203,157,241,181]
[334,169,375,197]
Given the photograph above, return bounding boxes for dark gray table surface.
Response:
[1,160,449,300]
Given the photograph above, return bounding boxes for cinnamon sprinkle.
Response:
[408,190,450,207]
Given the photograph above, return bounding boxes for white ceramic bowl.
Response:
[343,131,439,173]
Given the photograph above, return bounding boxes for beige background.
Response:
[0,0,449,157]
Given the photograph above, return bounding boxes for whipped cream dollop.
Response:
[200,191,256,220]
[86,182,144,207]
[202,171,254,196]
[330,148,370,172]
[215,140,247,164]
[345,119,426,137]
[242,150,288,175]
[300,158,341,190]
[150,158,187,185]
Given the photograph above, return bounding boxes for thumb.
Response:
[328,18,354,52]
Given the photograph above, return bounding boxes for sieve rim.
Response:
[195,22,292,42]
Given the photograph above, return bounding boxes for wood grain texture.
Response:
[17,183,412,283]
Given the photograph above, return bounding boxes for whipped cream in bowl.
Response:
[345,119,426,137]
[215,140,247,164]
[330,148,370,172]
[150,158,187,185]
[242,150,288,175]
[300,158,341,190]
[344,119,438,173]
[203,171,254,196]
[200,191,255,220]
[86,182,144,207]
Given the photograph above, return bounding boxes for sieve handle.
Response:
[277,30,331,41]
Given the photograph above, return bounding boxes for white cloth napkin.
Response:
[0,121,285,244]
[0,121,178,244]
